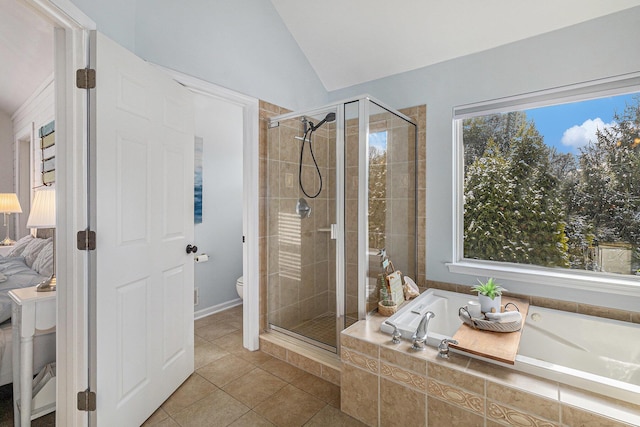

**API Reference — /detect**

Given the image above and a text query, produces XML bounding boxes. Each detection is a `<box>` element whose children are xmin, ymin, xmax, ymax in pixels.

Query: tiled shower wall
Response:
<box><xmin>264</xmin><ymin>110</ymin><xmax>336</xmax><ymax>332</ymax></box>
<box><xmin>258</xmin><ymin>101</ymin><xmax>427</xmax><ymax>331</ymax></box>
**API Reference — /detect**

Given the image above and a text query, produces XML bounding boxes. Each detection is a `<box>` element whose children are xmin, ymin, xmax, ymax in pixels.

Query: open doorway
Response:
<box><xmin>0</xmin><ymin>0</ymin><xmax>57</xmax><ymax>423</ymax></box>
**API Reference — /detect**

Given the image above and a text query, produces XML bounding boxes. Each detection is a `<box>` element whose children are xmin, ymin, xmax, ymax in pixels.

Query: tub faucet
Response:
<box><xmin>385</xmin><ymin>321</ymin><xmax>402</xmax><ymax>344</ymax></box>
<box><xmin>411</xmin><ymin>311</ymin><xmax>435</xmax><ymax>351</ymax></box>
<box><xmin>438</xmin><ymin>339</ymin><xmax>458</xmax><ymax>359</ymax></box>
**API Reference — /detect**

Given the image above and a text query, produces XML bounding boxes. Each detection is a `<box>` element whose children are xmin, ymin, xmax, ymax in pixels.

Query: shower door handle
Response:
<box><xmin>330</xmin><ymin>224</ymin><xmax>337</xmax><ymax>240</ymax></box>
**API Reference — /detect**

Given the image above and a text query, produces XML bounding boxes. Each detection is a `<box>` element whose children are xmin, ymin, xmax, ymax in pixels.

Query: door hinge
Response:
<box><xmin>77</xmin><ymin>229</ymin><xmax>97</xmax><ymax>250</ymax></box>
<box><xmin>76</xmin><ymin>68</ymin><xmax>96</xmax><ymax>89</ymax></box>
<box><xmin>77</xmin><ymin>389</ymin><xmax>96</xmax><ymax>411</ymax></box>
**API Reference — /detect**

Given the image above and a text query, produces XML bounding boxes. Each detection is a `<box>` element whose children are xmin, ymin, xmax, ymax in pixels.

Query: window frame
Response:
<box><xmin>448</xmin><ymin>72</ymin><xmax>640</xmax><ymax>298</ymax></box>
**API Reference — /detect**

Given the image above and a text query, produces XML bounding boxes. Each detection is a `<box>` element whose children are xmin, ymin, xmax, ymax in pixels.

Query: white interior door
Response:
<box><xmin>94</xmin><ymin>32</ymin><xmax>195</xmax><ymax>426</ymax></box>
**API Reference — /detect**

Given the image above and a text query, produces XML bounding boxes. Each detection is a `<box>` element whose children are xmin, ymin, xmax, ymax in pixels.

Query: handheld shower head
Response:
<box><xmin>310</xmin><ymin>112</ymin><xmax>336</xmax><ymax>131</ymax></box>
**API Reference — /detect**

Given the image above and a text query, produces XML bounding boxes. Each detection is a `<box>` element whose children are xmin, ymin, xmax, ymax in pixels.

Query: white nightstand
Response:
<box><xmin>0</xmin><ymin>244</ymin><xmax>14</xmax><ymax>257</ymax></box>
<box><xmin>9</xmin><ymin>286</ymin><xmax>56</xmax><ymax>426</ymax></box>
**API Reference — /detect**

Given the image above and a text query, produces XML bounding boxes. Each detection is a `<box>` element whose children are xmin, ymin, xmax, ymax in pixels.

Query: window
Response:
<box><xmin>451</xmin><ymin>74</ymin><xmax>640</xmax><ymax>293</ymax></box>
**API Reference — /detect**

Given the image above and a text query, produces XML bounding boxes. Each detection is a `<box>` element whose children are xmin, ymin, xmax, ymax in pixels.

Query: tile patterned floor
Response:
<box><xmin>0</xmin><ymin>305</ymin><xmax>363</xmax><ymax>427</ymax></box>
<box><xmin>143</xmin><ymin>305</ymin><xmax>365</xmax><ymax>427</ymax></box>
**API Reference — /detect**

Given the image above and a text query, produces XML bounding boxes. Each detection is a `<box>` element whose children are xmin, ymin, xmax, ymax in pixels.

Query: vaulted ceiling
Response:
<box><xmin>1</xmin><ymin>1</ymin><xmax>640</xmax><ymax>115</ymax></box>
<box><xmin>270</xmin><ymin>0</ymin><xmax>640</xmax><ymax>90</ymax></box>
<box><xmin>0</xmin><ymin>0</ymin><xmax>53</xmax><ymax>116</ymax></box>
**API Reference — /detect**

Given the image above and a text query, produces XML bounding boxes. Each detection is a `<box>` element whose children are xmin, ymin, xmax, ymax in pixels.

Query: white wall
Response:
<box><xmin>68</xmin><ymin>0</ymin><xmax>136</xmax><ymax>52</ymax></box>
<box><xmin>0</xmin><ymin>111</ymin><xmax>12</xmax><ymax>192</ymax></box>
<box><xmin>329</xmin><ymin>7</ymin><xmax>640</xmax><ymax>311</ymax></box>
<box><xmin>133</xmin><ymin>0</ymin><xmax>327</xmax><ymax>111</ymax></box>
<box><xmin>193</xmin><ymin>92</ymin><xmax>244</xmax><ymax>313</ymax></box>
<box><xmin>69</xmin><ymin>0</ymin><xmax>328</xmax><ymax>111</ymax></box>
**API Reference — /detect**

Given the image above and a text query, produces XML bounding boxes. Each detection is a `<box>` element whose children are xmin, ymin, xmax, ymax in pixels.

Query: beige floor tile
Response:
<box><xmin>161</xmin><ymin>374</ymin><xmax>218</xmax><ymax>416</ymax></box>
<box><xmin>233</xmin><ymin>348</ymin><xmax>276</xmax><ymax>367</ymax></box>
<box><xmin>141</xmin><ymin>407</ymin><xmax>170</xmax><ymax>426</ymax></box>
<box><xmin>148</xmin><ymin>418</ymin><xmax>180</xmax><ymax>427</ymax></box>
<box><xmin>194</xmin><ymin>339</ymin><xmax>230</xmax><ymax>370</ymax></box>
<box><xmin>213</xmin><ymin>330</ymin><xmax>245</xmax><ymax>352</ymax></box>
<box><xmin>291</xmin><ymin>373</ymin><xmax>340</xmax><ymax>407</ymax></box>
<box><xmin>171</xmin><ymin>388</ymin><xmax>249</xmax><ymax>427</ymax></box>
<box><xmin>254</xmin><ymin>384</ymin><xmax>325</xmax><ymax>427</ymax></box>
<box><xmin>303</xmin><ymin>405</ymin><xmax>367</xmax><ymax>427</ymax></box>
<box><xmin>196</xmin><ymin>321</ymin><xmax>239</xmax><ymax>341</ymax></box>
<box><xmin>260</xmin><ymin>357</ymin><xmax>307</xmax><ymax>382</ymax></box>
<box><xmin>229</xmin><ymin>410</ymin><xmax>276</xmax><ymax>426</ymax></box>
<box><xmin>197</xmin><ymin>354</ymin><xmax>255</xmax><ymax>387</ymax></box>
<box><xmin>223</xmin><ymin>367</ymin><xmax>288</xmax><ymax>408</ymax></box>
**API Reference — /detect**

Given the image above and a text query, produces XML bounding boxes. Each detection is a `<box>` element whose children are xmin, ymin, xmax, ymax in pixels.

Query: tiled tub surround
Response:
<box><xmin>340</xmin><ymin>314</ymin><xmax>640</xmax><ymax>427</ymax></box>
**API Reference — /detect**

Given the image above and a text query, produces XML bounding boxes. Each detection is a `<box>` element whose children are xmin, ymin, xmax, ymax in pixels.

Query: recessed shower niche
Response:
<box><xmin>266</xmin><ymin>96</ymin><xmax>417</xmax><ymax>352</ymax></box>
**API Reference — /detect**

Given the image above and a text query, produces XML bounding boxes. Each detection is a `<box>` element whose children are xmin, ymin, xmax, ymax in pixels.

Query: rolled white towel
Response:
<box><xmin>484</xmin><ymin>310</ymin><xmax>522</xmax><ymax>323</ymax></box>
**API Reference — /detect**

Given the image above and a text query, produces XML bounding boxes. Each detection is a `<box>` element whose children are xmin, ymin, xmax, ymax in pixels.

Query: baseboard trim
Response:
<box><xmin>194</xmin><ymin>299</ymin><xmax>242</xmax><ymax>320</ymax></box>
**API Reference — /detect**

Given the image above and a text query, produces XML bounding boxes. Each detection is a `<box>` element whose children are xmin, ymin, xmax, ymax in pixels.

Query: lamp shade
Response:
<box><xmin>27</xmin><ymin>189</ymin><xmax>56</xmax><ymax>228</ymax></box>
<box><xmin>0</xmin><ymin>193</ymin><xmax>22</xmax><ymax>214</ymax></box>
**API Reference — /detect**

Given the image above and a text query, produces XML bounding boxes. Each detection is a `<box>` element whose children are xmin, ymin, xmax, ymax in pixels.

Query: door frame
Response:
<box><xmin>154</xmin><ymin>66</ymin><xmax>260</xmax><ymax>350</ymax></box>
<box><xmin>23</xmin><ymin>0</ymin><xmax>95</xmax><ymax>425</ymax></box>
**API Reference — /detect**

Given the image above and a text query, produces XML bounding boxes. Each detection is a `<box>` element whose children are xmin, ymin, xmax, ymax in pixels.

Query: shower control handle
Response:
<box><xmin>330</xmin><ymin>224</ymin><xmax>337</xmax><ymax>240</ymax></box>
<box><xmin>186</xmin><ymin>244</ymin><xmax>198</xmax><ymax>254</ymax></box>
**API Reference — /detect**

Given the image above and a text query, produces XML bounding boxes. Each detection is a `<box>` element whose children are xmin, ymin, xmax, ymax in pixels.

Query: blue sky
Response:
<box><xmin>525</xmin><ymin>93</ymin><xmax>637</xmax><ymax>154</ymax></box>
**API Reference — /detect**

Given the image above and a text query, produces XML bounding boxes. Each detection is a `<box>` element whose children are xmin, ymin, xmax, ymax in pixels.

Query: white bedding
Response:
<box><xmin>0</xmin><ymin>235</ymin><xmax>57</xmax><ymax>387</ymax></box>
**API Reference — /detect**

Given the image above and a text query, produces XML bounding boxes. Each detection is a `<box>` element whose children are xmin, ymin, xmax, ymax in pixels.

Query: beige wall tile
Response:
<box><xmin>341</xmin><ymin>363</ymin><xmax>379</xmax><ymax>427</ymax></box>
<box><xmin>321</xmin><ymin>363</ymin><xmax>342</xmax><ymax>386</ymax></box>
<box><xmin>427</xmin><ymin>396</ymin><xmax>484</xmax><ymax>427</ymax></box>
<box><xmin>487</xmin><ymin>382</ymin><xmax>559</xmax><ymax>421</ymax></box>
<box><xmin>577</xmin><ymin>304</ymin><xmax>632</xmax><ymax>322</ymax></box>
<box><xmin>428</xmin><ymin>362</ymin><xmax>484</xmax><ymax>395</ymax></box>
<box><xmin>380</xmin><ymin>361</ymin><xmax>427</xmax><ymax>392</ymax></box>
<box><xmin>287</xmin><ymin>351</ymin><xmax>323</xmax><ymax>377</ymax></box>
<box><xmin>467</xmin><ymin>360</ymin><xmax>558</xmax><ymax>401</ymax></box>
<box><xmin>380</xmin><ymin>346</ymin><xmax>427</xmax><ymax>374</ymax></box>
<box><xmin>381</xmin><ymin>377</ymin><xmax>426</xmax><ymax>427</ymax></box>
<box><xmin>259</xmin><ymin>338</ymin><xmax>287</xmax><ymax>360</ymax></box>
<box><xmin>561</xmin><ymin>405</ymin><xmax>631</xmax><ymax>427</ymax></box>
<box><xmin>341</xmin><ymin>347</ymin><xmax>379</xmax><ymax>374</ymax></box>
<box><xmin>427</xmin><ymin>378</ymin><xmax>484</xmax><ymax>416</ymax></box>
<box><xmin>341</xmin><ymin>334</ymin><xmax>380</xmax><ymax>358</ymax></box>
<box><xmin>487</xmin><ymin>401</ymin><xmax>558</xmax><ymax>427</ymax></box>
<box><xmin>530</xmin><ymin>296</ymin><xmax>578</xmax><ymax>312</ymax></box>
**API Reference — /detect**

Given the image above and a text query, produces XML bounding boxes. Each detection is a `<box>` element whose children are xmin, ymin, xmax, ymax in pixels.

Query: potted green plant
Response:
<box><xmin>471</xmin><ymin>278</ymin><xmax>506</xmax><ymax>313</ymax></box>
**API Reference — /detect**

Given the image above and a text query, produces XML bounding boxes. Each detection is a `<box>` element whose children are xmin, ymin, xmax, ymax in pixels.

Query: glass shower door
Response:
<box><xmin>266</xmin><ymin>109</ymin><xmax>339</xmax><ymax>351</ymax></box>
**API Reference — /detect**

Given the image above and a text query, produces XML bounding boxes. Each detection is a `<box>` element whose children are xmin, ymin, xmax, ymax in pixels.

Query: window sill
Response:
<box><xmin>446</xmin><ymin>260</ymin><xmax>640</xmax><ymax>298</ymax></box>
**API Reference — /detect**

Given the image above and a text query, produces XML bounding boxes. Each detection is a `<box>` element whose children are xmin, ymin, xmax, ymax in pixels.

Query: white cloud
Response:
<box><xmin>561</xmin><ymin>118</ymin><xmax>616</xmax><ymax>148</ymax></box>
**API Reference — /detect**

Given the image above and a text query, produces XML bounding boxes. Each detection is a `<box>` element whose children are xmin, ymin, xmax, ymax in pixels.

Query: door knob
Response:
<box><xmin>186</xmin><ymin>244</ymin><xmax>198</xmax><ymax>254</ymax></box>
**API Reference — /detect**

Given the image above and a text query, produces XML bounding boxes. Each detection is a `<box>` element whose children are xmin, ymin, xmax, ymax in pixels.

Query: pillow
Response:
<box><xmin>7</xmin><ymin>234</ymin><xmax>34</xmax><ymax>257</ymax></box>
<box><xmin>32</xmin><ymin>241</ymin><xmax>54</xmax><ymax>277</ymax></box>
<box><xmin>21</xmin><ymin>237</ymin><xmax>52</xmax><ymax>268</ymax></box>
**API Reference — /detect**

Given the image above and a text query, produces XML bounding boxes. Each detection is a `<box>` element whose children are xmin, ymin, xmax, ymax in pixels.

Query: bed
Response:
<box><xmin>0</xmin><ymin>235</ymin><xmax>56</xmax><ymax>386</ymax></box>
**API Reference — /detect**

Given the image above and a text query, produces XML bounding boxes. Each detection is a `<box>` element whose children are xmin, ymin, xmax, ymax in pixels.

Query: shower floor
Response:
<box><xmin>289</xmin><ymin>312</ymin><xmax>360</xmax><ymax>349</ymax></box>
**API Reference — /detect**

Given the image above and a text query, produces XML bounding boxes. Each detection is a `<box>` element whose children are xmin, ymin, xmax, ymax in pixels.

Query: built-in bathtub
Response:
<box><xmin>380</xmin><ymin>288</ymin><xmax>640</xmax><ymax>406</ymax></box>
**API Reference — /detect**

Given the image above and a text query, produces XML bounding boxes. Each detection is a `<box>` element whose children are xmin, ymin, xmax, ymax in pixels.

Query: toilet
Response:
<box><xmin>235</xmin><ymin>276</ymin><xmax>244</xmax><ymax>300</ymax></box>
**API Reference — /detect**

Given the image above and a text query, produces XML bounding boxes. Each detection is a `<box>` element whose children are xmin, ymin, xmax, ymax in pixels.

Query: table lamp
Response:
<box><xmin>26</xmin><ymin>189</ymin><xmax>56</xmax><ymax>292</ymax></box>
<box><xmin>0</xmin><ymin>193</ymin><xmax>22</xmax><ymax>246</ymax></box>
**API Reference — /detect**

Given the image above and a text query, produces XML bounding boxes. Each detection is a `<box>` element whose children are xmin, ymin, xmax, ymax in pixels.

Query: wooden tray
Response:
<box><xmin>449</xmin><ymin>296</ymin><xmax>529</xmax><ymax>365</ymax></box>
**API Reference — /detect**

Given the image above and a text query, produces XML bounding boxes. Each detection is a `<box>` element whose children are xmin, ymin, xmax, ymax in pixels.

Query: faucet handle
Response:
<box><xmin>385</xmin><ymin>321</ymin><xmax>402</xmax><ymax>344</ymax></box>
<box><xmin>438</xmin><ymin>339</ymin><xmax>458</xmax><ymax>359</ymax></box>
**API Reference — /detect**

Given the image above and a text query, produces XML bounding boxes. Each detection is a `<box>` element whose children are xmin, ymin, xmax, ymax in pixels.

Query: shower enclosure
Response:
<box><xmin>266</xmin><ymin>96</ymin><xmax>417</xmax><ymax>352</ymax></box>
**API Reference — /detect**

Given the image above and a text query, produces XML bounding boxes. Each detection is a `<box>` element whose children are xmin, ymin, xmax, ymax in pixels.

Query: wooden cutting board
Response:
<box><xmin>449</xmin><ymin>296</ymin><xmax>529</xmax><ymax>365</ymax></box>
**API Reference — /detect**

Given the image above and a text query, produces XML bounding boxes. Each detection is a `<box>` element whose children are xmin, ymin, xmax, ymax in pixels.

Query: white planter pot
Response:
<box><xmin>478</xmin><ymin>294</ymin><xmax>501</xmax><ymax>313</ymax></box>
